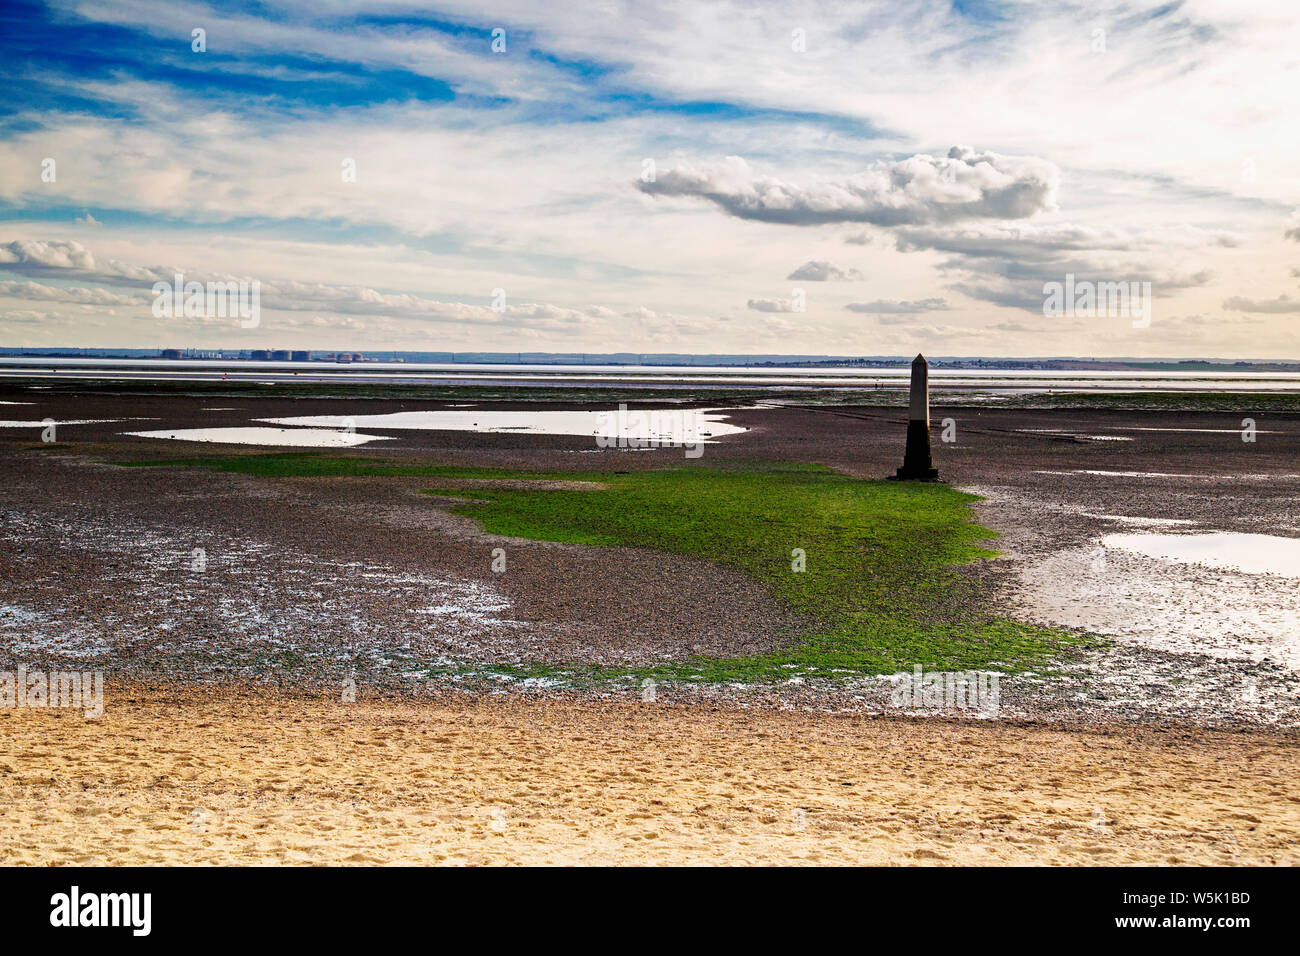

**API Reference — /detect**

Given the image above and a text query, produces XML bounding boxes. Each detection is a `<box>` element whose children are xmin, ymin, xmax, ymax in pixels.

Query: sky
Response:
<box><xmin>0</xmin><ymin>0</ymin><xmax>1297</xmax><ymax>358</ymax></box>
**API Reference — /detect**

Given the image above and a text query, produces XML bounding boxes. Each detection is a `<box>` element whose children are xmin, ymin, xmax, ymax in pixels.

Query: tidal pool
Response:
<box><xmin>0</xmin><ymin>419</ymin><xmax>121</xmax><ymax>427</ymax></box>
<box><xmin>1017</xmin><ymin>429</ymin><xmax>1133</xmax><ymax>441</ymax></box>
<box><xmin>1102</xmin><ymin>532</ymin><xmax>1300</xmax><ymax>577</ymax></box>
<box><xmin>259</xmin><ymin>407</ymin><xmax>750</xmax><ymax>444</ymax></box>
<box><xmin>1081</xmin><ymin>513</ymin><xmax>1194</xmax><ymax>526</ymax></box>
<box><xmin>1116</xmin><ymin>427</ymin><xmax>1281</xmax><ymax>434</ymax></box>
<box><xmin>973</xmin><ymin>485</ymin><xmax>1300</xmax><ymax>683</ymax></box>
<box><xmin>1036</xmin><ymin>469</ymin><xmax>1204</xmax><ymax>478</ymax></box>
<box><xmin>124</xmin><ymin>426</ymin><xmax>394</xmax><ymax>448</ymax></box>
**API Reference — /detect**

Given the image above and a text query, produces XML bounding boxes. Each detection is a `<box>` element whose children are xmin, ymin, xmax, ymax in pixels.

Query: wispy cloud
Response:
<box><xmin>1222</xmin><ymin>294</ymin><xmax>1300</xmax><ymax>313</ymax></box>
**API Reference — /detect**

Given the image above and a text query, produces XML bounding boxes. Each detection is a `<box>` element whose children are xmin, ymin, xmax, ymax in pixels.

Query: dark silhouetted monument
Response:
<box><xmin>891</xmin><ymin>353</ymin><xmax>939</xmax><ymax>481</ymax></box>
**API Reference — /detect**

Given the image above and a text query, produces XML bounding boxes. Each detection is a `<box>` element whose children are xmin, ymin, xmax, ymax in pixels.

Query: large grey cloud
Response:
<box><xmin>892</xmin><ymin>223</ymin><xmax>1225</xmax><ymax>312</ymax></box>
<box><xmin>638</xmin><ymin>147</ymin><xmax>1058</xmax><ymax>226</ymax></box>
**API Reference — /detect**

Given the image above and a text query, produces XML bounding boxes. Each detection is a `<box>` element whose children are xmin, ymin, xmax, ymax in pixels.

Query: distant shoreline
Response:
<box><xmin>3</xmin><ymin>349</ymin><xmax>1300</xmax><ymax>373</ymax></box>
<box><xmin>5</xmin><ymin>357</ymin><xmax>1300</xmax><ymax>397</ymax></box>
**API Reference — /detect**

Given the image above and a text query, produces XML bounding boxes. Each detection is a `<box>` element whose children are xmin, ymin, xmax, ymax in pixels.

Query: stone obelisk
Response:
<box><xmin>893</xmin><ymin>353</ymin><xmax>939</xmax><ymax>481</ymax></box>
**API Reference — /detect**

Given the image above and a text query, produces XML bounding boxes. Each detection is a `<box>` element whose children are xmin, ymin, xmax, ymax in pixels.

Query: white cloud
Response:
<box><xmin>0</xmin><ymin>239</ymin><xmax>97</xmax><ymax>271</ymax></box>
<box><xmin>846</xmin><ymin>298</ymin><xmax>948</xmax><ymax>315</ymax></box>
<box><xmin>787</xmin><ymin>260</ymin><xmax>862</xmax><ymax>281</ymax></box>
<box><xmin>746</xmin><ymin>298</ymin><xmax>798</xmax><ymax>313</ymax></box>
<box><xmin>0</xmin><ymin>280</ymin><xmax>144</xmax><ymax>306</ymax></box>
<box><xmin>639</xmin><ymin>147</ymin><xmax>1058</xmax><ymax>226</ymax></box>
<box><xmin>0</xmin><ymin>238</ymin><xmax>174</xmax><ymax>283</ymax></box>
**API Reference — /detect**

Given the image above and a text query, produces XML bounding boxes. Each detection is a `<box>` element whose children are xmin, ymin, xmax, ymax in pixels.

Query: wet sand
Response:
<box><xmin>2</xmin><ymin>686</ymin><xmax>1296</xmax><ymax>866</ymax></box>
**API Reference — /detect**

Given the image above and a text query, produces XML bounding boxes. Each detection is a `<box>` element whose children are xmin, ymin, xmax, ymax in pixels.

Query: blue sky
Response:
<box><xmin>1</xmin><ymin>0</ymin><xmax>1297</xmax><ymax>356</ymax></box>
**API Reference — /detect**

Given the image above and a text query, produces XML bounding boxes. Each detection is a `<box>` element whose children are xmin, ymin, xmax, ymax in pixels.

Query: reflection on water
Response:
<box><xmin>1103</xmin><ymin>532</ymin><xmax>1300</xmax><ymax>577</ymax></box>
<box><xmin>125</xmin><ymin>426</ymin><xmax>393</xmax><ymax>447</ymax></box>
<box><xmin>259</xmin><ymin>408</ymin><xmax>749</xmax><ymax>443</ymax></box>
<box><xmin>0</xmin><ymin>419</ymin><xmax>120</xmax><ymax>427</ymax></box>
<box><xmin>1081</xmin><ymin>514</ymin><xmax>1194</xmax><ymax>526</ymax></box>
<box><xmin>1036</xmin><ymin>469</ymin><xmax>1203</xmax><ymax>478</ymax></box>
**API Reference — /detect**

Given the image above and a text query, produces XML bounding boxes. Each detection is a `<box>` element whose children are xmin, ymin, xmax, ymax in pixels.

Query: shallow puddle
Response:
<box><xmin>259</xmin><ymin>408</ymin><xmax>749</xmax><ymax>444</ymax></box>
<box><xmin>1116</xmin><ymin>427</ymin><xmax>1281</xmax><ymax>434</ymax></box>
<box><xmin>1081</xmin><ymin>513</ymin><xmax>1195</xmax><ymax>526</ymax></box>
<box><xmin>1036</xmin><ymin>469</ymin><xmax>1204</xmax><ymax>478</ymax></box>
<box><xmin>0</xmin><ymin>419</ymin><xmax>121</xmax><ymax>427</ymax></box>
<box><xmin>124</xmin><ymin>426</ymin><xmax>394</xmax><ymax>447</ymax></box>
<box><xmin>1102</xmin><ymin>531</ymin><xmax>1300</xmax><ymax>577</ymax></box>
<box><xmin>973</xmin><ymin>486</ymin><xmax>1300</xmax><ymax>676</ymax></box>
<box><xmin>1016</xmin><ymin>429</ymin><xmax>1132</xmax><ymax>441</ymax></box>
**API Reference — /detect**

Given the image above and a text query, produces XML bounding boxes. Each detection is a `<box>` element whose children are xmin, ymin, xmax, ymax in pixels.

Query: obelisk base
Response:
<box><xmin>890</xmin><ymin>420</ymin><xmax>940</xmax><ymax>482</ymax></box>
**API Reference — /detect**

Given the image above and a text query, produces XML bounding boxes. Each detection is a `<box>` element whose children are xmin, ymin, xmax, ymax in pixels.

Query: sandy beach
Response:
<box><xmin>3</xmin><ymin>386</ymin><xmax>1299</xmax><ymax>865</ymax></box>
<box><xmin>3</xmin><ymin>685</ymin><xmax>1297</xmax><ymax>866</ymax></box>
